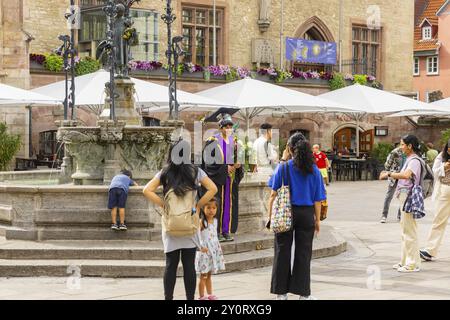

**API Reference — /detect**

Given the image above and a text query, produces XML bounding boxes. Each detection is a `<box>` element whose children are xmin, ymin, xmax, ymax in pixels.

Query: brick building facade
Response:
<box><xmin>1</xmin><ymin>0</ymin><xmax>447</xmax><ymax>169</ymax></box>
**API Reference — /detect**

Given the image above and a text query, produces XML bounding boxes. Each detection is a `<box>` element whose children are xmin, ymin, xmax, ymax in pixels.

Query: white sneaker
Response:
<box><xmin>276</xmin><ymin>294</ymin><xmax>288</xmax><ymax>300</ymax></box>
<box><xmin>299</xmin><ymin>295</ymin><xmax>318</xmax><ymax>300</ymax></box>
<box><xmin>380</xmin><ymin>216</ymin><xmax>387</xmax><ymax>223</ymax></box>
<box><xmin>397</xmin><ymin>265</ymin><xmax>420</xmax><ymax>273</ymax></box>
<box><xmin>392</xmin><ymin>263</ymin><xmax>403</xmax><ymax>270</ymax></box>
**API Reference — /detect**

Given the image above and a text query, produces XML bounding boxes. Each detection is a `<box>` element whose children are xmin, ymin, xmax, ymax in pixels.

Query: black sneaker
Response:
<box><xmin>119</xmin><ymin>224</ymin><xmax>127</xmax><ymax>231</ymax></box>
<box><xmin>223</xmin><ymin>233</ymin><xmax>234</xmax><ymax>242</ymax></box>
<box><xmin>420</xmin><ymin>249</ymin><xmax>433</xmax><ymax>261</ymax></box>
<box><xmin>111</xmin><ymin>224</ymin><xmax>119</xmax><ymax>231</ymax></box>
<box><xmin>218</xmin><ymin>234</ymin><xmax>226</xmax><ymax>242</ymax></box>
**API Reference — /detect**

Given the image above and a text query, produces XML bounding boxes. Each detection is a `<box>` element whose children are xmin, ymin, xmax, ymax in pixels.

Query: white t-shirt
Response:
<box><xmin>252</xmin><ymin>136</ymin><xmax>278</xmax><ymax>167</ymax></box>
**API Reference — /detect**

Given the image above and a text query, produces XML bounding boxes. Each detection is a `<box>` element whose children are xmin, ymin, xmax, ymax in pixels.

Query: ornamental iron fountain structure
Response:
<box><xmin>56</xmin><ymin>0</ymin><xmax>178</xmax><ymax>186</ymax></box>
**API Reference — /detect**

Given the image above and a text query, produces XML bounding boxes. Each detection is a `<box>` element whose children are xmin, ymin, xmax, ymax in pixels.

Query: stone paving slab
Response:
<box><xmin>0</xmin><ymin>181</ymin><xmax>449</xmax><ymax>299</ymax></box>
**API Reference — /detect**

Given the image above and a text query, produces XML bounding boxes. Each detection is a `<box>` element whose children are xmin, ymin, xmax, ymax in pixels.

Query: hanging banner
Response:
<box><xmin>285</xmin><ymin>37</ymin><xmax>337</xmax><ymax>64</ymax></box>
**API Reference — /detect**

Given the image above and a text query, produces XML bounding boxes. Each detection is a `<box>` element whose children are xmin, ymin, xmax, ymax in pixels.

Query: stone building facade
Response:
<box><xmin>2</xmin><ymin>0</ymin><xmax>447</xmax><ymax>169</ymax></box>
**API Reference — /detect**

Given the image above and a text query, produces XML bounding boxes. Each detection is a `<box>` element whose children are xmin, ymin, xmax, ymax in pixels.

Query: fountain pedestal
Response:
<box><xmin>105</xmin><ymin>78</ymin><xmax>141</xmax><ymax>125</ymax></box>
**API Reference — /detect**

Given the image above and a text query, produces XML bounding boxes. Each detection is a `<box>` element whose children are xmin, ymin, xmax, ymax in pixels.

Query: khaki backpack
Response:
<box><xmin>162</xmin><ymin>188</ymin><xmax>199</xmax><ymax>237</ymax></box>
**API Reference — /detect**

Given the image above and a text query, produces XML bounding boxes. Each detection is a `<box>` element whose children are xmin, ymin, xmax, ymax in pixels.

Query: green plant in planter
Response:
<box><xmin>203</xmin><ymin>69</ymin><xmax>211</xmax><ymax>81</ymax></box>
<box><xmin>329</xmin><ymin>72</ymin><xmax>346</xmax><ymax>91</ymax></box>
<box><xmin>225</xmin><ymin>68</ymin><xmax>238</xmax><ymax>82</ymax></box>
<box><xmin>371</xmin><ymin>80</ymin><xmax>383</xmax><ymax>89</ymax></box>
<box><xmin>353</xmin><ymin>74</ymin><xmax>367</xmax><ymax>86</ymax></box>
<box><xmin>440</xmin><ymin>129</ymin><xmax>450</xmax><ymax>147</ymax></box>
<box><xmin>274</xmin><ymin>69</ymin><xmax>292</xmax><ymax>83</ymax></box>
<box><xmin>75</xmin><ymin>57</ymin><xmax>100</xmax><ymax>76</ymax></box>
<box><xmin>44</xmin><ymin>54</ymin><xmax>63</xmax><ymax>72</ymax></box>
<box><xmin>176</xmin><ymin>63</ymin><xmax>184</xmax><ymax>76</ymax></box>
<box><xmin>0</xmin><ymin>122</ymin><xmax>22</xmax><ymax>171</ymax></box>
<box><xmin>371</xmin><ymin>142</ymin><xmax>394</xmax><ymax>165</ymax></box>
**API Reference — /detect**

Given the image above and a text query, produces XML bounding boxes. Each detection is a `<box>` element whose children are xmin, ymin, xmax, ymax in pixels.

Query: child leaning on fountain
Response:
<box><xmin>108</xmin><ymin>169</ymin><xmax>138</xmax><ymax>231</ymax></box>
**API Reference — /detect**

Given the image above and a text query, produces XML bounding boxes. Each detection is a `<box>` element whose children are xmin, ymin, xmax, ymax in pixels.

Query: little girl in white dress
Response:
<box><xmin>196</xmin><ymin>197</ymin><xmax>226</xmax><ymax>300</ymax></box>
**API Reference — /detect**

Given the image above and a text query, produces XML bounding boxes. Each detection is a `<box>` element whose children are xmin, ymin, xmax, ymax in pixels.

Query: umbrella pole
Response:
<box><xmin>356</xmin><ymin>114</ymin><xmax>360</xmax><ymax>157</ymax></box>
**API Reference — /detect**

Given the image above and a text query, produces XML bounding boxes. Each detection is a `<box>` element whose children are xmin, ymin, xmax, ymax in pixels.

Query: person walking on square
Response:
<box><xmin>252</xmin><ymin>123</ymin><xmax>278</xmax><ymax>178</ymax></box>
<box><xmin>108</xmin><ymin>169</ymin><xmax>138</xmax><ymax>231</ymax></box>
<box><xmin>420</xmin><ymin>139</ymin><xmax>450</xmax><ymax>262</ymax></box>
<box><xmin>143</xmin><ymin>139</ymin><xmax>218</xmax><ymax>300</ymax></box>
<box><xmin>380</xmin><ymin>144</ymin><xmax>405</xmax><ymax>223</ymax></box>
<box><xmin>312</xmin><ymin>144</ymin><xmax>330</xmax><ymax>186</ymax></box>
<box><xmin>380</xmin><ymin>135</ymin><xmax>426</xmax><ymax>273</ymax></box>
<box><xmin>202</xmin><ymin>111</ymin><xmax>244</xmax><ymax>242</ymax></box>
<box><xmin>267</xmin><ymin>132</ymin><xmax>326</xmax><ymax>300</ymax></box>
<box><xmin>426</xmin><ymin>142</ymin><xmax>439</xmax><ymax>166</ymax></box>
<box><xmin>196</xmin><ymin>197</ymin><xmax>225</xmax><ymax>300</ymax></box>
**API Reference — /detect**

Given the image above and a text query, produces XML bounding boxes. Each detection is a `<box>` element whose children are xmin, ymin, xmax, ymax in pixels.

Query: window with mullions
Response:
<box><xmin>351</xmin><ymin>25</ymin><xmax>381</xmax><ymax>77</ymax></box>
<box><xmin>39</xmin><ymin>131</ymin><xmax>59</xmax><ymax>158</ymax></box>
<box><xmin>79</xmin><ymin>9</ymin><xmax>159</xmax><ymax>61</ymax></box>
<box><xmin>182</xmin><ymin>6</ymin><xmax>223</xmax><ymax>66</ymax></box>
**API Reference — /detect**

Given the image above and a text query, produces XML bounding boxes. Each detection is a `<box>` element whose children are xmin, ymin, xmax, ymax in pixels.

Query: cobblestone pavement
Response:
<box><xmin>1</xmin><ymin>181</ymin><xmax>449</xmax><ymax>300</ymax></box>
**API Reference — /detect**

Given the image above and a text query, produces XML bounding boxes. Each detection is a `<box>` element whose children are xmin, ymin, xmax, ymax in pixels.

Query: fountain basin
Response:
<box><xmin>0</xmin><ymin>180</ymin><xmax>268</xmax><ymax>241</ymax></box>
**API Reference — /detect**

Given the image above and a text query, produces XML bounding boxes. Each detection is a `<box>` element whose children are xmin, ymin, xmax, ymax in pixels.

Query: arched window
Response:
<box><xmin>292</xmin><ymin>17</ymin><xmax>335</xmax><ymax>73</ymax></box>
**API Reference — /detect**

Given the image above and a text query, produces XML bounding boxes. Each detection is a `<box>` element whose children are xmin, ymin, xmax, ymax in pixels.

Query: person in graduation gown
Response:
<box><xmin>202</xmin><ymin>113</ymin><xmax>244</xmax><ymax>242</ymax></box>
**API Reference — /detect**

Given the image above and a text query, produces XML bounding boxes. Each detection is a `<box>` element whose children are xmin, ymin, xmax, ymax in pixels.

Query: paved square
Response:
<box><xmin>1</xmin><ymin>181</ymin><xmax>450</xmax><ymax>300</ymax></box>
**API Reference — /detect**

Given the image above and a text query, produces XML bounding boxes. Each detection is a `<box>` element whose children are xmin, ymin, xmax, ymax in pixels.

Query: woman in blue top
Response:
<box><xmin>267</xmin><ymin>132</ymin><xmax>326</xmax><ymax>300</ymax></box>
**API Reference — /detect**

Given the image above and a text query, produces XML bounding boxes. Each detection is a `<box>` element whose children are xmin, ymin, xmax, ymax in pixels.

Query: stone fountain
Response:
<box><xmin>0</xmin><ymin>0</ymin><xmax>267</xmax><ymax>242</ymax></box>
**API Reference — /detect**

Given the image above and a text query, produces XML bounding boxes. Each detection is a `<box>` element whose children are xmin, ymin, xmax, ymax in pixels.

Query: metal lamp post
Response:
<box><xmin>162</xmin><ymin>0</ymin><xmax>184</xmax><ymax>120</ymax></box>
<box><xmin>103</xmin><ymin>0</ymin><xmax>119</xmax><ymax>121</ymax></box>
<box><xmin>59</xmin><ymin>0</ymin><xmax>77</xmax><ymax>121</ymax></box>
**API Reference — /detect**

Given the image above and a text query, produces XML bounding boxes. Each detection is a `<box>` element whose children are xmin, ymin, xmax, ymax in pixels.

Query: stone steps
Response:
<box><xmin>0</xmin><ymin>228</ymin><xmax>347</xmax><ymax>278</ymax></box>
<box><xmin>0</xmin><ymin>249</ymin><xmax>275</xmax><ymax>278</ymax></box>
<box><xmin>0</xmin><ymin>233</ymin><xmax>274</xmax><ymax>260</ymax></box>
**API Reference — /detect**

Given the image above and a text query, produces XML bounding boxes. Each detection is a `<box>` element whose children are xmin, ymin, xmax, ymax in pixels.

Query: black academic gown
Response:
<box><xmin>201</xmin><ymin>134</ymin><xmax>244</xmax><ymax>235</ymax></box>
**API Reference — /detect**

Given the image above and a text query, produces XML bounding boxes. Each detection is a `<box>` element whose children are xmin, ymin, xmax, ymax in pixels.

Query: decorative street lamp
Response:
<box><xmin>103</xmin><ymin>0</ymin><xmax>119</xmax><ymax>121</ymax></box>
<box><xmin>162</xmin><ymin>0</ymin><xmax>184</xmax><ymax>120</ymax></box>
<box><xmin>57</xmin><ymin>0</ymin><xmax>77</xmax><ymax>121</ymax></box>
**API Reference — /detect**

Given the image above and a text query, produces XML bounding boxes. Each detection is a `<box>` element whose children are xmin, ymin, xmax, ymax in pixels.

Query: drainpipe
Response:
<box><xmin>27</xmin><ymin>105</ymin><xmax>32</xmax><ymax>158</ymax></box>
<box><xmin>339</xmin><ymin>0</ymin><xmax>343</xmax><ymax>73</ymax></box>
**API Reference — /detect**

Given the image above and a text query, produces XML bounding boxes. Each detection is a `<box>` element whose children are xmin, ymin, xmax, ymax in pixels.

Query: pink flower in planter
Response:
<box><xmin>309</xmin><ymin>71</ymin><xmax>320</xmax><ymax>79</ymax></box>
<box><xmin>236</xmin><ymin>66</ymin><xmax>250</xmax><ymax>78</ymax></box>
<box><xmin>344</xmin><ymin>73</ymin><xmax>354</xmax><ymax>81</ymax></box>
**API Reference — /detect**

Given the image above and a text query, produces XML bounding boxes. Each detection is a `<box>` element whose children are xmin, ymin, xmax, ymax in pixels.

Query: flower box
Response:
<box><xmin>182</xmin><ymin>72</ymin><xmax>205</xmax><ymax>79</ymax></box>
<box><xmin>284</xmin><ymin>78</ymin><xmax>330</xmax><ymax>86</ymax></box>
<box><xmin>130</xmin><ymin>68</ymin><xmax>168</xmax><ymax>78</ymax></box>
<box><xmin>30</xmin><ymin>61</ymin><xmax>46</xmax><ymax>71</ymax></box>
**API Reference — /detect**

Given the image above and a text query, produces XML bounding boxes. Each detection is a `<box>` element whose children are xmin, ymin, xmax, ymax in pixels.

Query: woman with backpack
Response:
<box><xmin>380</xmin><ymin>134</ymin><xmax>425</xmax><ymax>273</ymax></box>
<box><xmin>420</xmin><ymin>138</ymin><xmax>450</xmax><ymax>262</ymax></box>
<box><xmin>267</xmin><ymin>132</ymin><xmax>326</xmax><ymax>300</ymax></box>
<box><xmin>143</xmin><ymin>139</ymin><xmax>218</xmax><ymax>300</ymax></box>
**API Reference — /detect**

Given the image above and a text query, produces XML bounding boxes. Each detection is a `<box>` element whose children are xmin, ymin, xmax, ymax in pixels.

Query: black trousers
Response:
<box><xmin>271</xmin><ymin>205</ymin><xmax>315</xmax><ymax>296</ymax></box>
<box><xmin>164</xmin><ymin>248</ymin><xmax>197</xmax><ymax>300</ymax></box>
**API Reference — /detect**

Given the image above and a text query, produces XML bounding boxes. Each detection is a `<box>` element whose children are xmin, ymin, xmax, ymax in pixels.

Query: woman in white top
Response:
<box><xmin>420</xmin><ymin>139</ymin><xmax>450</xmax><ymax>261</ymax></box>
<box><xmin>143</xmin><ymin>139</ymin><xmax>217</xmax><ymax>300</ymax></box>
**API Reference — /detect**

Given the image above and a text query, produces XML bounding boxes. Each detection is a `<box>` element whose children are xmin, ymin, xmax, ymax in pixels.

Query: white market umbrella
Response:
<box><xmin>431</xmin><ymin>97</ymin><xmax>450</xmax><ymax>108</ymax></box>
<box><xmin>196</xmin><ymin>78</ymin><xmax>354</xmax><ymax>133</ymax></box>
<box><xmin>32</xmin><ymin>70</ymin><xmax>228</xmax><ymax>116</ymax></box>
<box><xmin>319</xmin><ymin>83</ymin><xmax>441</xmax><ymax>155</ymax></box>
<box><xmin>0</xmin><ymin>83</ymin><xmax>62</xmax><ymax>106</ymax></box>
<box><xmin>386</xmin><ymin>109</ymin><xmax>450</xmax><ymax>118</ymax></box>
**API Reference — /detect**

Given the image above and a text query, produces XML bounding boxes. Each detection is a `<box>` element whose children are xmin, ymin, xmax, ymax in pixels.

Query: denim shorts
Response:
<box><xmin>108</xmin><ymin>188</ymin><xmax>128</xmax><ymax>209</ymax></box>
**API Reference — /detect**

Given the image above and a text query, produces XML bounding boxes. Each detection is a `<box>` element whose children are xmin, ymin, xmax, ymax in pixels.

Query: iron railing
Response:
<box><xmin>333</xmin><ymin>59</ymin><xmax>378</xmax><ymax>77</ymax></box>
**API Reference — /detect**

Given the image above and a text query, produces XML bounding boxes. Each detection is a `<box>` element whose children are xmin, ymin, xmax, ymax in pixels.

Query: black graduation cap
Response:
<box><xmin>203</xmin><ymin>107</ymin><xmax>239</xmax><ymax>127</ymax></box>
